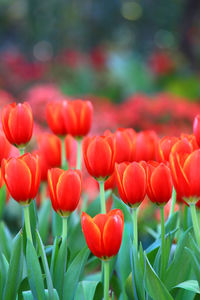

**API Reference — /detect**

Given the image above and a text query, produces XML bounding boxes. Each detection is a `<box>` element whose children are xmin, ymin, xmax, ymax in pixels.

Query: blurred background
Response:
<box><xmin>0</xmin><ymin>0</ymin><xmax>200</xmax><ymax>135</ymax></box>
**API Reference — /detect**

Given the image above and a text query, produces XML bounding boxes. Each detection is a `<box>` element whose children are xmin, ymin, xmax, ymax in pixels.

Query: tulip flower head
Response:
<box><xmin>46</xmin><ymin>101</ymin><xmax>67</xmax><ymax>136</ymax></box>
<box><xmin>2</xmin><ymin>102</ymin><xmax>33</xmax><ymax>147</ymax></box>
<box><xmin>113</xmin><ymin>128</ymin><xmax>136</xmax><ymax>163</ymax></box>
<box><xmin>83</xmin><ymin>135</ymin><xmax>115</xmax><ymax>181</ymax></box>
<box><xmin>156</xmin><ymin>136</ymin><xmax>179</xmax><ymax>163</ymax></box>
<box><xmin>0</xmin><ymin>130</ymin><xmax>11</xmax><ymax>164</ymax></box>
<box><xmin>115</xmin><ymin>162</ymin><xmax>146</xmax><ymax>208</ymax></box>
<box><xmin>193</xmin><ymin>114</ymin><xmax>200</xmax><ymax>147</ymax></box>
<box><xmin>81</xmin><ymin>209</ymin><xmax>124</xmax><ymax>260</ymax></box>
<box><xmin>2</xmin><ymin>153</ymin><xmax>41</xmax><ymax>205</ymax></box>
<box><xmin>63</xmin><ymin>99</ymin><xmax>93</xmax><ymax>138</ymax></box>
<box><xmin>48</xmin><ymin>168</ymin><xmax>81</xmax><ymax>217</ymax></box>
<box><xmin>135</xmin><ymin>130</ymin><xmax>158</xmax><ymax>162</ymax></box>
<box><xmin>146</xmin><ymin>161</ymin><xmax>173</xmax><ymax>206</ymax></box>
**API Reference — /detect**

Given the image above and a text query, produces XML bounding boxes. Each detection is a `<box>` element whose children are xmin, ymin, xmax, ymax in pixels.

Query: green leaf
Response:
<box><xmin>3</xmin><ymin>231</ymin><xmax>23</xmax><ymax>300</ymax></box>
<box><xmin>63</xmin><ymin>247</ymin><xmax>90</xmax><ymax>300</ymax></box>
<box><xmin>38</xmin><ymin>200</ymin><xmax>51</xmax><ymax>243</ymax></box>
<box><xmin>68</xmin><ymin>219</ymin><xmax>86</xmax><ymax>259</ymax></box>
<box><xmin>164</xmin><ymin>229</ymin><xmax>192</xmax><ymax>291</ymax></box>
<box><xmin>0</xmin><ymin>254</ymin><xmax>8</xmax><ymax>299</ymax></box>
<box><xmin>36</xmin><ymin>230</ymin><xmax>54</xmax><ymax>300</ymax></box>
<box><xmin>112</xmin><ymin>194</ymin><xmax>132</xmax><ymax>224</ymax></box>
<box><xmin>74</xmin><ymin>281</ymin><xmax>100</xmax><ymax>300</ymax></box>
<box><xmin>0</xmin><ymin>221</ymin><xmax>12</xmax><ymax>261</ymax></box>
<box><xmin>125</xmin><ymin>273</ymin><xmax>136</xmax><ymax>300</ymax></box>
<box><xmin>52</xmin><ymin>210</ymin><xmax>62</xmax><ymax>238</ymax></box>
<box><xmin>86</xmin><ymin>190</ymin><xmax>111</xmax><ymax>217</ymax></box>
<box><xmin>53</xmin><ymin>236</ymin><xmax>67</xmax><ymax>299</ymax></box>
<box><xmin>22</xmin><ymin>289</ymin><xmax>59</xmax><ymax>300</ymax></box>
<box><xmin>173</xmin><ymin>280</ymin><xmax>200</xmax><ymax>294</ymax></box>
<box><xmin>185</xmin><ymin>247</ymin><xmax>200</xmax><ymax>283</ymax></box>
<box><xmin>26</xmin><ymin>239</ymin><xmax>45</xmax><ymax>300</ymax></box>
<box><xmin>144</xmin><ymin>255</ymin><xmax>174</xmax><ymax>300</ymax></box>
<box><xmin>50</xmin><ymin>237</ymin><xmax>59</xmax><ymax>278</ymax></box>
<box><xmin>28</xmin><ymin>200</ymin><xmax>38</xmax><ymax>244</ymax></box>
<box><xmin>165</xmin><ymin>212</ymin><xmax>178</xmax><ymax>234</ymax></box>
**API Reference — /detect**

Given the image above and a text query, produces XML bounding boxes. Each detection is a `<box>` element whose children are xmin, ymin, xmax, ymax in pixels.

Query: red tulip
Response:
<box><xmin>193</xmin><ymin>114</ymin><xmax>200</xmax><ymax>147</ymax></box>
<box><xmin>170</xmin><ymin>149</ymin><xmax>200</xmax><ymax>203</ymax></box>
<box><xmin>156</xmin><ymin>136</ymin><xmax>179</xmax><ymax>163</ymax></box>
<box><xmin>2</xmin><ymin>102</ymin><xmax>33</xmax><ymax>147</ymax></box>
<box><xmin>65</xmin><ymin>134</ymin><xmax>77</xmax><ymax>168</ymax></box>
<box><xmin>115</xmin><ymin>162</ymin><xmax>146</xmax><ymax>207</ymax></box>
<box><xmin>48</xmin><ymin>168</ymin><xmax>81</xmax><ymax>216</ymax></box>
<box><xmin>1</xmin><ymin>153</ymin><xmax>41</xmax><ymax>205</ymax></box>
<box><xmin>37</xmin><ymin>133</ymin><xmax>61</xmax><ymax>168</ymax></box>
<box><xmin>114</xmin><ymin>128</ymin><xmax>136</xmax><ymax>163</ymax></box>
<box><xmin>83</xmin><ymin>135</ymin><xmax>115</xmax><ymax>180</ymax></box>
<box><xmin>146</xmin><ymin>162</ymin><xmax>173</xmax><ymax>205</ymax></box>
<box><xmin>135</xmin><ymin>130</ymin><xmax>158</xmax><ymax>161</ymax></box>
<box><xmin>180</xmin><ymin>133</ymin><xmax>198</xmax><ymax>151</ymax></box>
<box><xmin>0</xmin><ymin>130</ymin><xmax>12</xmax><ymax>164</ymax></box>
<box><xmin>46</xmin><ymin>101</ymin><xmax>67</xmax><ymax>136</ymax></box>
<box><xmin>63</xmin><ymin>100</ymin><xmax>93</xmax><ymax>137</ymax></box>
<box><xmin>81</xmin><ymin>209</ymin><xmax>124</xmax><ymax>259</ymax></box>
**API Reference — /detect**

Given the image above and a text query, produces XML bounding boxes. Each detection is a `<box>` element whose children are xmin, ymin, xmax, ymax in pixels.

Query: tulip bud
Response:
<box><xmin>48</xmin><ymin>168</ymin><xmax>81</xmax><ymax>216</ymax></box>
<box><xmin>135</xmin><ymin>130</ymin><xmax>158</xmax><ymax>161</ymax></box>
<box><xmin>81</xmin><ymin>209</ymin><xmax>124</xmax><ymax>259</ymax></box>
<box><xmin>46</xmin><ymin>101</ymin><xmax>67</xmax><ymax>136</ymax></box>
<box><xmin>2</xmin><ymin>153</ymin><xmax>41</xmax><ymax>205</ymax></box>
<box><xmin>2</xmin><ymin>102</ymin><xmax>33</xmax><ymax>147</ymax></box>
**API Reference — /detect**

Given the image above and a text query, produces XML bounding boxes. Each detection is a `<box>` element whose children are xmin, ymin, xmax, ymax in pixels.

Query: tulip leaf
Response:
<box><xmin>173</xmin><ymin>280</ymin><xmax>200</xmax><ymax>294</ymax></box>
<box><xmin>74</xmin><ymin>281</ymin><xmax>100</xmax><ymax>300</ymax></box>
<box><xmin>86</xmin><ymin>190</ymin><xmax>111</xmax><ymax>217</ymax></box>
<box><xmin>36</xmin><ymin>230</ymin><xmax>54</xmax><ymax>300</ymax></box>
<box><xmin>112</xmin><ymin>194</ymin><xmax>132</xmax><ymax>224</ymax></box>
<box><xmin>63</xmin><ymin>247</ymin><xmax>90</xmax><ymax>300</ymax></box>
<box><xmin>22</xmin><ymin>289</ymin><xmax>59</xmax><ymax>300</ymax></box>
<box><xmin>68</xmin><ymin>218</ymin><xmax>86</xmax><ymax>259</ymax></box>
<box><xmin>3</xmin><ymin>231</ymin><xmax>23</xmax><ymax>300</ymax></box>
<box><xmin>28</xmin><ymin>200</ymin><xmax>38</xmax><ymax>244</ymax></box>
<box><xmin>52</xmin><ymin>210</ymin><xmax>62</xmax><ymax>238</ymax></box>
<box><xmin>165</xmin><ymin>211</ymin><xmax>178</xmax><ymax>234</ymax></box>
<box><xmin>26</xmin><ymin>239</ymin><xmax>46</xmax><ymax>300</ymax></box>
<box><xmin>50</xmin><ymin>237</ymin><xmax>60</xmax><ymax>277</ymax></box>
<box><xmin>0</xmin><ymin>221</ymin><xmax>12</xmax><ymax>261</ymax></box>
<box><xmin>38</xmin><ymin>199</ymin><xmax>51</xmax><ymax>243</ymax></box>
<box><xmin>144</xmin><ymin>255</ymin><xmax>174</xmax><ymax>300</ymax></box>
<box><xmin>185</xmin><ymin>247</ymin><xmax>200</xmax><ymax>284</ymax></box>
<box><xmin>53</xmin><ymin>236</ymin><xmax>67</xmax><ymax>299</ymax></box>
<box><xmin>125</xmin><ymin>273</ymin><xmax>136</xmax><ymax>300</ymax></box>
<box><xmin>0</xmin><ymin>253</ymin><xmax>9</xmax><ymax>298</ymax></box>
<box><xmin>164</xmin><ymin>229</ymin><xmax>192</xmax><ymax>291</ymax></box>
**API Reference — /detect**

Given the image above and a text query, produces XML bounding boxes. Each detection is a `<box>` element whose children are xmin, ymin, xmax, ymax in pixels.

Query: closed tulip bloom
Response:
<box><xmin>193</xmin><ymin>114</ymin><xmax>200</xmax><ymax>147</ymax></box>
<box><xmin>115</xmin><ymin>162</ymin><xmax>146</xmax><ymax>207</ymax></box>
<box><xmin>37</xmin><ymin>133</ymin><xmax>61</xmax><ymax>168</ymax></box>
<box><xmin>170</xmin><ymin>149</ymin><xmax>200</xmax><ymax>203</ymax></box>
<box><xmin>83</xmin><ymin>135</ymin><xmax>115</xmax><ymax>180</ymax></box>
<box><xmin>63</xmin><ymin>100</ymin><xmax>93</xmax><ymax>138</ymax></box>
<box><xmin>146</xmin><ymin>162</ymin><xmax>173</xmax><ymax>205</ymax></box>
<box><xmin>1</xmin><ymin>153</ymin><xmax>41</xmax><ymax>205</ymax></box>
<box><xmin>156</xmin><ymin>136</ymin><xmax>179</xmax><ymax>163</ymax></box>
<box><xmin>135</xmin><ymin>130</ymin><xmax>158</xmax><ymax>161</ymax></box>
<box><xmin>46</xmin><ymin>101</ymin><xmax>67</xmax><ymax>136</ymax></box>
<box><xmin>180</xmin><ymin>133</ymin><xmax>198</xmax><ymax>151</ymax></box>
<box><xmin>0</xmin><ymin>130</ymin><xmax>11</xmax><ymax>164</ymax></box>
<box><xmin>2</xmin><ymin>102</ymin><xmax>33</xmax><ymax>147</ymax></box>
<box><xmin>48</xmin><ymin>168</ymin><xmax>81</xmax><ymax>216</ymax></box>
<box><xmin>114</xmin><ymin>128</ymin><xmax>136</xmax><ymax>163</ymax></box>
<box><xmin>81</xmin><ymin>209</ymin><xmax>124</xmax><ymax>259</ymax></box>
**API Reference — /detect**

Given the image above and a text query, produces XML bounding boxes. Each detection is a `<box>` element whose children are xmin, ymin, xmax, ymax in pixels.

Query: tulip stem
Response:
<box><xmin>62</xmin><ymin>217</ymin><xmax>68</xmax><ymax>241</ymax></box>
<box><xmin>183</xmin><ymin>205</ymin><xmax>188</xmax><ymax>231</ymax></box>
<box><xmin>24</xmin><ymin>205</ymin><xmax>33</xmax><ymax>244</ymax></box>
<box><xmin>160</xmin><ymin>206</ymin><xmax>165</xmax><ymax>280</ymax></box>
<box><xmin>190</xmin><ymin>204</ymin><xmax>200</xmax><ymax>246</ymax></box>
<box><xmin>169</xmin><ymin>187</ymin><xmax>176</xmax><ymax>218</ymax></box>
<box><xmin>61</xmin><ymin>138</ymin><xmax>68</xmax><ymax>170</ymax></box>
<box><xmin>76</xmin><ymin>138</ymin><xmax>82</xmax><ymax>170</ymax></box>
<box><xmin>99</xmin><ymin>181</ymin><xmax>106</xmax><ymax>214</ymax></box>
<box><xmin>104</xmin><ymin>260</ymin><xmax>109</xmax><ymax>300</ymax></box>
<box><xmin>19</xmin><ymin>148</ymin><xmax>25</xmax><ymax>156</ymax></box>
<box><xmin>132</xmin><ymin>208</ymin><xmax>138</xmax><ymax>251</ymax></box>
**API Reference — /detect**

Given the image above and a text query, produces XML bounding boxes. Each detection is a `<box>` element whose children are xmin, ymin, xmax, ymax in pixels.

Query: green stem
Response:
<box><xmin>169</xmin><ymin>187</ymin><xmax>176</xmax><ymax>218</ymax></box>
<box><xmin>99</xmin><ymin>181</ymin><xmax>106</xmax><ymax>214</ymax></box>
<box><xmin>19</xmin><ymin>148</ymin><xmax>25</xmax><ymax>156</ymax></box>
<box><xmin>76</xmin><ymin>138</ymin><xmax>82</xmax><ymax>170</ymax></box>
<box><xmin>61</xmin><ymin>217</ymin><xmax>68</xmax><ymax>241</ymax></box>
<box><xmin>24</xmin><ymin>205</ymin><xmax>33</xmax><ymax>243</ymax></box>
<box><xmin>104</xmin><ymin>260</ymin><xmax>109</xmax><ymax>300</ymax></box>
<box><xmin>190</xmin><ymin>204</ymin><xmax>200</xmax><ymax>246</ymax></box>
<box><xmin>132</xmin><ymin>208</ymin><xmax>138</xmax><ymax>251</ymax></box>
<box><xmin>160</xmin><ymin>206</ymin><xmax>165</xmax><ymax>280</ymax></box>
<box><xmin>183</xmin><ymin>205</ymin><xmax>188</xmax><ymax>231</ymax></box>
<box><xmin>61</xmin><ymin>137</ymin><xmax>68</xmax><ymax>170</ymax></box>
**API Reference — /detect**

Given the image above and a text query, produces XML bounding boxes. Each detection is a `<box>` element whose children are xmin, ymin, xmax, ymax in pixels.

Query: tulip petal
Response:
<box><xmin>183</xmin><ymin>150</ymin><xmax>200</xmax><ymax>198</ymax></box>
<box><xmin>48</xmin><ymin>168</ymin><xmax>64</xmax><ymax>211</ymax></box>
<box><xmin>1</xmin><ymin>103</ymin><xmax>16</xmax><ymax>143</ymax></box>
<box><xmin>81</xmin><ymin>212</ymin><xmax>103</xmax><ymax>258</ymax></box>
<box><xmin>103</xmin><ymin>214</ymin><xmax>123</xmax><ymax>257</ymax></box>
<box><xmin>115</xmin><ymin>163</ymin><xmax>129</xmax><ymax>204</ymax></box>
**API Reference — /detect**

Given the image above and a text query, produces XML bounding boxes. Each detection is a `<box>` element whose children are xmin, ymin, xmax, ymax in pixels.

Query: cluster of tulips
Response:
<box><xmin>1</xmin><ymin>99</ymin><xmax>200</xmax><ymax>299</ymax></box>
